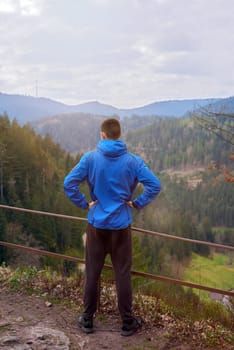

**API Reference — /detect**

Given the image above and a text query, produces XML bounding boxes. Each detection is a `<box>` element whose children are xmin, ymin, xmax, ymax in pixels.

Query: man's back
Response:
<box><xmin>64</xmin><ymin>138</ymin><xmax>161</xmax><ymax>229</ymax></box>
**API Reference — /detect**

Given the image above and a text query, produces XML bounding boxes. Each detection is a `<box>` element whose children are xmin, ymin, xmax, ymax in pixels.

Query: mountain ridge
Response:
<box><xmin>0</xmin><ymin>92</ymin><xmax>229</xmax><ymax>124</ymax></box>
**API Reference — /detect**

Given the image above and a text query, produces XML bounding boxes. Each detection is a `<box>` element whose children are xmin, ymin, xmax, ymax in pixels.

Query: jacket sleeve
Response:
<box><xmin>63</xmin><ymin>153</ymin><xmax>90</xmax><ymax>209</ymax></box>
<box><xmin>132</xmin><ymin>156</ymin><xmax>162</xmax><ymax>210</ymax></box>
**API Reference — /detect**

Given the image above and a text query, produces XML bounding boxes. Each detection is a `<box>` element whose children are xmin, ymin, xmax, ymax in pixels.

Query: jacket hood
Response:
<box><xmin>97</xmin><ymin>139</ymin><xmax>127</xmax><ymax>157</ymax></box>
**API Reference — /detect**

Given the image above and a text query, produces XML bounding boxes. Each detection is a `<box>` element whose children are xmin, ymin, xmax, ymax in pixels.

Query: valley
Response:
<box><xmin>0</xmin><ymin>96</ymin><xmax>233</xmax><ymax>314</ymax></box>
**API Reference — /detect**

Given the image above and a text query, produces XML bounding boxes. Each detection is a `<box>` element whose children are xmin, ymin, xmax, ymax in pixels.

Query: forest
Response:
<box><xmin>0</xmin><ymin>113</ymin><xmax>233</xmax><ymax>284</ymax></box>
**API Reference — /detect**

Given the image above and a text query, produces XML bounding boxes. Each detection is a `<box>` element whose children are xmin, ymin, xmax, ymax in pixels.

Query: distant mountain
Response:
<box><xmin>0</xmin><ymin>93</ymin><xmax>71</xmax><ymax>124</ymax></box>
<box><xmin>121</xmin><ymin>98</ymin><xmax>221</xmax><ymax>117</ymax></box>
<box><xmin>0</xmin><ymin>92</ymin><xmax>227</xmax><ymax>124</ymax></box>
<box><xmin>32</xmin><ymin>113</ymin><xmax>106</xmax><ymax>153</ymax></box>
<box><xmin>70</xmin><ymin>101</ymin><xmax>120</xmax><ymax>117</ymax></box>
<box><xmin>192</xmin><ymin>96</ymin><xmax>234</xmax><ymax>115</ymax></box>
<box><xmin>32</xmin><ymin>112</ymin><xmax>164</xmax><ymax>153</ymax></box>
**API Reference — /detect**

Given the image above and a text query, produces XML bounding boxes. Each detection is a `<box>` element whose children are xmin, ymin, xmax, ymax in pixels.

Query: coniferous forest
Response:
<box><xmin>0</xmin><ymin>115</ymin><xmax>87</xmax><ymax>266</ymax></box>
<box><xmin>0</xmin><ymin>113</ymin><xmax>233</xmax><ymax>283</ymax></box>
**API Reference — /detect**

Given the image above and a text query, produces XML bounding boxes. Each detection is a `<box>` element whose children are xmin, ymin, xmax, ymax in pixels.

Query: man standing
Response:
<box><xmin>64</xmin><ymin>118</ymin><xmax>161</xmax><ymax>336</ymax></box>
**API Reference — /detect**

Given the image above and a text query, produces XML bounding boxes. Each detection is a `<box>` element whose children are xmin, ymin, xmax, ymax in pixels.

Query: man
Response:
<box><xmin>64</xmin><ymin>118</ymin><xmax>161</xmax><ymax>336</ymax></box>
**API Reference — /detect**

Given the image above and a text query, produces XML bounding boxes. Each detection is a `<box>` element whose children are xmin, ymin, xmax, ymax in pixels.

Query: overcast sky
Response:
<box><xmin>0</xmin><ymin>0</ymin><xmax>234</xmax><ymax>108</ymax></box>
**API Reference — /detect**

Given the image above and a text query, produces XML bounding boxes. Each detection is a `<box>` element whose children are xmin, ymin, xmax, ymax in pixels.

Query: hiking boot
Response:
<box><xmin>121</xmin><ymin>316</ymin><xmax>143</xmax><ymax>336</ymax></box>
<box><xmin>78</xmin><ymin>314</ymin><xmax>94</xmax><ymax>334</ymax></box>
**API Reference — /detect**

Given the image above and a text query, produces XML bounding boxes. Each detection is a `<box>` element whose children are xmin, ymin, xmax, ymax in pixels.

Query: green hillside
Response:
<box><xmin>0</xmin><ymin>115</ymin><xmax>87</xmax><ymax>265</ymax></box>
<box><xmin>32</xmin><ymin>114</ymin><xmax>233</xmax><ymax>172</ymax></box>
<box><xmin>125</xmin><ymin>117</ymin><xmax>232</xmax><ymax>172</ymax></box>
<box><xmin>184</xmin><ymin>253</ymin><xmax>234</xmax><ymax>299</ymax></box>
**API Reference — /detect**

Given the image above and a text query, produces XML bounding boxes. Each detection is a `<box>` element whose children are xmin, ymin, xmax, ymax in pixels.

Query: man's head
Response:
<box><xmin>101</xmin><ymin>118</ymin><xmax>121</xmax><ymax>140</ymax></box>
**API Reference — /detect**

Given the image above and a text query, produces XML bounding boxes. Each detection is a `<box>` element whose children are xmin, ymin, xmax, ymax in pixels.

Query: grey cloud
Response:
<box><xmin>0</xmin><ymin>0</ymin><xmax>234</xmax><ymax>107</ymax></box>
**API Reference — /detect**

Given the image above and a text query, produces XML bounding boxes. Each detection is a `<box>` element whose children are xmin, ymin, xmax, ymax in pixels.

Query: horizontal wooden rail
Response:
<box><xmin>0</xmin><ymin>204</ymin><xmax>233</xmax><ymax>251</ymax></box>
<box><xmin>0</xmin><ymin>240</ymin><xmax>234</xmax><ymax>298</ymax></box>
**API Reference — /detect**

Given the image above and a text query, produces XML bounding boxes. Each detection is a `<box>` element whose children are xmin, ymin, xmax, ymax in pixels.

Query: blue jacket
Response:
<box><xmin>64</xmin><ymin>139</ymin><xmax>162</xmax><ymax>229</ymax></box>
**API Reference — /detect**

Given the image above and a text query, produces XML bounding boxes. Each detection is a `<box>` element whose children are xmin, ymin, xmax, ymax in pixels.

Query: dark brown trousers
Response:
<box><xmin>83</xmin><ymin>224</ymin><xmax>132</xmax><ymax>322</ymax></box>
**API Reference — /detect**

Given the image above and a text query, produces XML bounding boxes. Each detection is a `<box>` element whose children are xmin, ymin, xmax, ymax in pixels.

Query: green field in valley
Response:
<box><xmin>183</xmin><ymin>252</ymin><xmax>234</xmax><ymax>299</ymax></box>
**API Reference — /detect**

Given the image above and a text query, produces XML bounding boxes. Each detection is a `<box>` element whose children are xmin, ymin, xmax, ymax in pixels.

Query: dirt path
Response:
<box><xmin>0</xmin><ymin>286</ymin><xmax>201</xmax><ymax>350</ymax></box>
<box><xmin>1</xmin><ymin>284</ymin><xmax>234</xmax><ymax>350</ymax></box>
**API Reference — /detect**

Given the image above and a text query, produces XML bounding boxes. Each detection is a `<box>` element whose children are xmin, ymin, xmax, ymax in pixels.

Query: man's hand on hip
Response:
<box><xmin>87</xmin><ymin>200</ymin><xmax>98</xmax><ymax>210</ymax></box>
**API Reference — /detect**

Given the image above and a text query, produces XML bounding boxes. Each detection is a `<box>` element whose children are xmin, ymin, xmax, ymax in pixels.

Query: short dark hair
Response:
<box><xmin>101</xmin><ymin>118</ymin><xmax>121</xmax><ymax>140</ymax></box>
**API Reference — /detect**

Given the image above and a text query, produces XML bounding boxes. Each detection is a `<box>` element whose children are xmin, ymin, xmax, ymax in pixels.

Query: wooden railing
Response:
<box><xmin>0</xmin><ymin>204</ymin><xmax>233</xmax><ymax>298</ymax></box>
